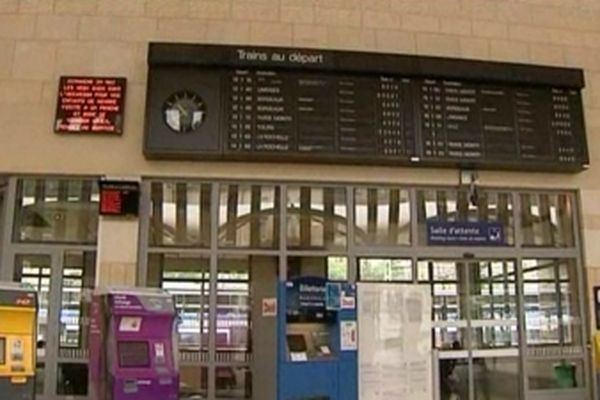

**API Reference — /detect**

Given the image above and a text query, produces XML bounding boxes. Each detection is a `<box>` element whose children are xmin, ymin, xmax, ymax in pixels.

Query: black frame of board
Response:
<box><xmin>144</xmin><ymin>43</ymin><xmax>589</xmax><ymax>173</ymax></box>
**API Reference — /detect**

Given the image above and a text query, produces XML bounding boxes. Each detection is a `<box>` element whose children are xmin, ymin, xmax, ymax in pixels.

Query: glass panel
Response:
<box><xmin>219</xmin><ymin>184</ymin><xmax>279</xmax><ymax>248</ymax></box>
<box><xmin>287</xmin><ymin>186</ymin><xmax>347</xmax><ymax>250</ymax></box>
<box><xmin>147</xmin><ymin>254</ymin><xmax>210</xmax><ymax>352</ymax></box>
<box><xmin>14</xmin><ymin>254</ymin><xmax>51</xmax><ymax>347</ymax></box>
<box><xmin>523</xmin><ymin>259</ymin><xmax>582</xmax><ymax>347</ymax></box>
<box><xmin>327</xmin><ymin>257</ymin><xmax>348</xmax><ymax>281</ymax></box>
<box><xmin>418</xmin><ymin>261</ymin><xmax>465</xmax><ymax>322</ymax></box>
<box><xmin>36</xmin><ymin>362</ymin><xmax>44</xmax><ymax>394</ymax></box>
<box><xmin>521</xmin><ymin>193</ymin><xmax>575</xmax><ymax>247</ymax></box>
<box><xmin>359</xmin><ymin>258</ymin><xmax>412</xmax><ymax>282</ymax></box>
<box><xmin>215</xmin><ymin>365</ymin><xmax>251</xmax><ymax>399</ymax></box>
<box><xmin>470</xmin><ymin>261</ymin><xmax>518</xmax><ymax>349</ymax></box>
<box><xmin>56</xmin><ymin>363</ymin><xmax>88</xmax><ymax>395</ymax></box>
<box><xmin>354</xmin><ymin>187</ymin><xmax>411</xmax><ymax>246</ymax></box>
<box><xmin>150</xmin><ymin>182</ymin><xmax>211</xmax><ymax>247</ymax></box>
<box><xmin>180</xmin><ymin>365</ymin><xmax>208</xmax><ymax>399</ymax></box>
<box><xmin>528</xmin><ymin>359</ymin><xmax>585</xmax><ymax>389</ymax></box>
<box><xmin>13</xmin><ymin>178</ymin><xmax>99</xmax><ymax>243</ymax></box>
<box><xmin>417</xmin><ymin>189</ymin><xmax>514</xmax><ymax>246</ymax></box>
<box><xmin>287</xmin><ymin>256</ymin><xmax>347</xmax><ymax>281</ymax></box>
<box><xmin>59</xmin><ymin>251</ymin><xmax>96</xmax><ymax>355</ymax></box>
<box><xmin>418</xmin><ymin>260</ymin><xmax>467</xmax><ymax>350</ymax></box>
<box><xmin>217</xmin><ymin>257</ymin><xmax>252</xmax><ymax>362</ymax></box>
<box><xmin>435</xmin><ymin>327</ymin><xmax>467</xmax><ymax>351</ymax></box>
<box><xmin>439</xmin><ymin>357</ymin><xmax>469</xmax><ymax>400</ymax></box>
<box><xmin>216</xmin><ymin>256</ymin><xmax>276</xmax><ymax>399</ymax></box>
<box><xmin>473</xmin><ymin>357</ymin><xmax>520</xmax><ymax>400</ymax></box>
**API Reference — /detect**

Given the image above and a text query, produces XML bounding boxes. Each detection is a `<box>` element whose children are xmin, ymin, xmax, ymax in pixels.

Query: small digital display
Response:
<box><xmin>0</xmin><ymin>337</ymin><xmax>5</xmax><ymax>365</ymax></box>
<box><xmin>98</xmin><ymin>180</ymin><xmax>140</xmax><ymax>216</ymax></box>
<box><xmin>119</xmin><ymin>316</ymin><xmax>142</xmax><ymax>332</ymax></box>
<box><xmin>118</xmin><ymin>341</ymin><xmax>150</xmax><ymax>368</ymax></box>
<box><xmin>55</xmin><ymin>76</ymin><xmax>126</xmax><ymax>134</ymax></box>
<box><xmin>286</xmin><ymin>334</ymin><xmax>307</xmax><ymax>353</ymax></box>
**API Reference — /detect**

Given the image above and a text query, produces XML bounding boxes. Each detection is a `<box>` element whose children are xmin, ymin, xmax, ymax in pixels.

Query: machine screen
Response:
<box><xmin>118</xmin><ymin>341</ymin><xmax>150</xmax><ymax>368</ymax></box>
<box><xmin>0</xmin><ymin>337</ymin><xmax>5</xmax><ymax>364</ymax></box>
<box><xmin>287</xmin><ymin>334</ymin><xmax>307</xmax><ymax>353</ymax></box>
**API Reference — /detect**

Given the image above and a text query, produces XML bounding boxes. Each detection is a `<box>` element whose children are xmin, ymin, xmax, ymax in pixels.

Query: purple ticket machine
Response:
<box><xmin>89</xmin><ymin>288</ymin><xmax>179</xmax><ymax>400</ymax></box>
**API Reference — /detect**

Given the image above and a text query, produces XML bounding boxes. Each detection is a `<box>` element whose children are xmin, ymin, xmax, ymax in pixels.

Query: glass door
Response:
<box><xmin>147</xmin><ymin>253</ymin><xmax>211</xmax><ymax>399</ymax></box>
<box><xmin>522</xmin><ymin>259</ymin><xmax>587</xmax><ymax>400</ymax></box>
<box><xmin>417</xmin><ymin>259</ymin><xmax>521</xmax><ymax>400</ymax></box>
<box><xmin>11</xmin><ymin>249</ymin><xmax>96</xmax><ymax>400</ymax></box>
<box><xmin>13</xmin><ymin>253</ymin><xmax>53</xmax><ymax>398</ymax></box>
<box><xmin>415</xmin><ymin>258</ymin><xmax>590</xmax><ymax>400</ymax></box>
<box><xmin>56</xmin><ymin>250</ymin><xmax>96</xmax><ymax>397</ymax></box>
<box><xmin>469</xmin><ymin>260</ymin><xmax>520</xmax><ymax>400</ymax></box>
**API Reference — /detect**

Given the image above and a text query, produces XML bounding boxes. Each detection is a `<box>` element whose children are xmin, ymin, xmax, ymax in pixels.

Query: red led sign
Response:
<box><xmin>98</xmin><ymin>180</ymin><xmax>140</xmax><ymax>217</ymax></box>
<box><xmin>54</xmin><ymin>76</ymin><xmax>127</xmax><ymax>134</ymax></box>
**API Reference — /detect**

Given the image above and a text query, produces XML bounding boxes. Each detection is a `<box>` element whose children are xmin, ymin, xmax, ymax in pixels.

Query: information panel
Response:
<box><xmin>55</xmin><ymin>76</ymin><xmax>126</xmax><ymax>134</ymax></box>
<box><xmin>358</xmin><ymin>283</ymin><xmax>432</xmax><ymax>400</ymax></box>
<box><xmin>226</xmin><ymin>70</ymin><xmax>416</xmax><ymax>157</ymax></box>
<box><xmin>98</xmin><ymin>180</ymin><xmax>139</xmax><ymax>217</ymax></box>
<box><xmin>144</xmin><ymin>44</ymin><xmax>589</xmax><ymax>172</ymax></box>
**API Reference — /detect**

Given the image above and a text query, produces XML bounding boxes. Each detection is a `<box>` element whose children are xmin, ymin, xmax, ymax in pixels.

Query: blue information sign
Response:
<box><xmin>427</xmin><ymin>221</ymin><xmax>504</xmax><ymax>246</ymax></box>
<box><xmin>286</xmin><ymin>277</ymin><xmax>336</xmax><ymax>322</ymax></box>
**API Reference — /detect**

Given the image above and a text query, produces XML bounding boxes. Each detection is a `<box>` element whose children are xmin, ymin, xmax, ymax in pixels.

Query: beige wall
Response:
<box><xmin>1</xmin><ymin>2</ymin><xmax>600</xmax><ymax>280</ymax></box>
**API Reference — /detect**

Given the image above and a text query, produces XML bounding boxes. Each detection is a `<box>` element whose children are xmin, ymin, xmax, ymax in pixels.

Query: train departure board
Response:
<box><xmin>144</xmin><ymin>44</ymin><xmax>589</xmax><ymax>172</ymax></box>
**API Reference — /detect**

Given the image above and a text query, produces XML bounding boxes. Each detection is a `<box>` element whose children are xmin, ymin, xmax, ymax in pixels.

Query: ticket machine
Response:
<box><xmin>0</xmin><ymin>282</ymin><xmax>37</xmax><ymax>400</ymax></box>
<box><xmin>89</xmin><ymin>288</ymin><xmax>179</xmax><ymax>400</ymax></box>
<box><xmin>278</xmin><ymin>277</ymin><xmax>357</xmax><ymax>400</ymax></box>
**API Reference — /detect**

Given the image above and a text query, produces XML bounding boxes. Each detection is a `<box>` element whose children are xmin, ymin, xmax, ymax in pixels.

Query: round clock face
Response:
<box><xmin>163</xmin><ymin>90</ymin><xmax>206</xmax><ymax>133</ymax></box>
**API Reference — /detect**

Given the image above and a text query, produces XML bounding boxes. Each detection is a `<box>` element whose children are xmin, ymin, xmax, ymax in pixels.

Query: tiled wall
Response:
<box><xmin>1</xmin><ymin>0</ymin><xmax>600</xmax><ymax>322</ymax></box>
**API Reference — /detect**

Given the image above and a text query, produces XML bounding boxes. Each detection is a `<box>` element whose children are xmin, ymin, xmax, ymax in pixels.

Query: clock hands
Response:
<box><xmin>175</xmin><ymin>103</ymin><xmax>188</xmax><ymax>117</ymax></box>
<box><xmin>164</xmin><ymin>91</ymin><xmax>205</xmax><ymax>133</ymax></box>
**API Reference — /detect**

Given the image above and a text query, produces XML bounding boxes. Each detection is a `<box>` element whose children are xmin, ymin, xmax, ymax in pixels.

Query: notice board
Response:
<box><xmin>55</xmin><ymin>76</ymin><xmax>126</xmax><ymax>134</ymax></box>
<box><xmin>358</xmin><ymin>283</ymin><xmax>432</xmax><ymax>400</ymax></box>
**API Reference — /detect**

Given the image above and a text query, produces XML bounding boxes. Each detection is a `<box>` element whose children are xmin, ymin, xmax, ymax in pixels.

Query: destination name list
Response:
<box><xmin>226</xmin><ymin>69</ymin><xmax>415</xmax><ymax>157</ymax></box>
<box><xmin>225</xmin><ymin>69</ymin><xmax>585</xmax><ymax>165</ymax></box>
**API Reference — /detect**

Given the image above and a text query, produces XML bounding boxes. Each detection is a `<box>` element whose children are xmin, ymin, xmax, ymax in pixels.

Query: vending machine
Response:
<box><xmin>89</xmin><ymin>288</ymin><xmax>179</xmax><ymax>400</ymax></box>
<box><xmin>278</xmin><ymin>277</ymin><xmax>358</xmax><ymax>400</ymax></box>
<box><xmin>0</xmin><ymin>282</ymin><xmax>37</xmax><ymax>400</ymax></box>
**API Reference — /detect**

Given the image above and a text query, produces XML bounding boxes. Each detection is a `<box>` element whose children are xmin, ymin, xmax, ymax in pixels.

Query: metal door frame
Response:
<box><xmin>134</xmin><ymin>179</ymin><xmax>594</xmax><ymax>400</ymax></box>
<box><xmin>0</xmin><ymin>177</ymin><xmax>97</xmax><ymax>400</ymax></box>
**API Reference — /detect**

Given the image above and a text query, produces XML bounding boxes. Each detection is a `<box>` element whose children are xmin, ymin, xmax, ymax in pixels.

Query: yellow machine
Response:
<box><xmin>0</xmin><ymin>282</ymin><xmax>37</xmax><ymax>400</ymax></box>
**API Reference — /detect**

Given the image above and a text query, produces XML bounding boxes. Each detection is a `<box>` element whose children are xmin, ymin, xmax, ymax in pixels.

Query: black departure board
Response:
<box><xmin>144</xmin><ymin>44</ymin><xmax>589</xmax><ymax>172</ymax></box>
<box><xmin>225</xmin><ymin>70</ymin><xmax>415</xmax><ymax>158</ymax></box>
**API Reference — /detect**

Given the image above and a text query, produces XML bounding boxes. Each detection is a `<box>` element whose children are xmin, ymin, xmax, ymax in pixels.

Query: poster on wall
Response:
<box><xmin>261</xmin><ymin>298</ymin><xmax>277</xmax><ymax>317</ymax></box>
<box><xmin>340</xmin><ymin>320</ymin><xmax>358</xmax><ymax>351</ymax></box>
<box><xmin>358</xmin><ymin>283</ymin><xmax>432</xmax><ymax>400</ymax></box>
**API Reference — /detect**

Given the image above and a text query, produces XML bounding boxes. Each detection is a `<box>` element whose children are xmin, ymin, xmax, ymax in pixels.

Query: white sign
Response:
<box><xmin>154</xmin><ymin>342</ymin><xmax>165</xmax><ymax>358</ymax></box>
<box><xmin>261</xmin><ymin>298</ymin><xmax>277</xmax><ymax>317</ymax></box>
<box><xmin>290</xmin><ymin>352</ymin><xmax>308</xmax><ymax>362</ymax></box>
<box><xmin>358</xmin><ymin>283</ymin><xmax>432</xmax><ymax>400</ymax></box>
<box><xmin>11</xmin><ymin>338</ymin><xmax>24</xmax><ymax>362</ymax></box>
<box><xmin>341</xmin><ymin>293</ymin><xmax>356</xmax><ymax>309</ymax></box>
<box><xmin>341</xmin><ymin>320</ymin><xmax>358</xmax><ymax>351</ymax></box>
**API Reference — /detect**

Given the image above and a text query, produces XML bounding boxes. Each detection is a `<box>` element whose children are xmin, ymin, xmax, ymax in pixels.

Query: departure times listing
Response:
<box><xmin>54</xmin><ymin>76</ymin><xmax>126</xmax><ymax>134</ymax></box>
<box><xmin>223</xmin><ymin>69</ymin><xmax>587</xmax><ymax>168</ymax></box>
<box><xmin>417</xmin><ymin>80</ymin><xmax>586</xmax><ymax>165</ymax></box>
<box><xmin>225</xmin><ymin>70</ymin><xmax>416</xmax><ymax>158</ymax></box>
